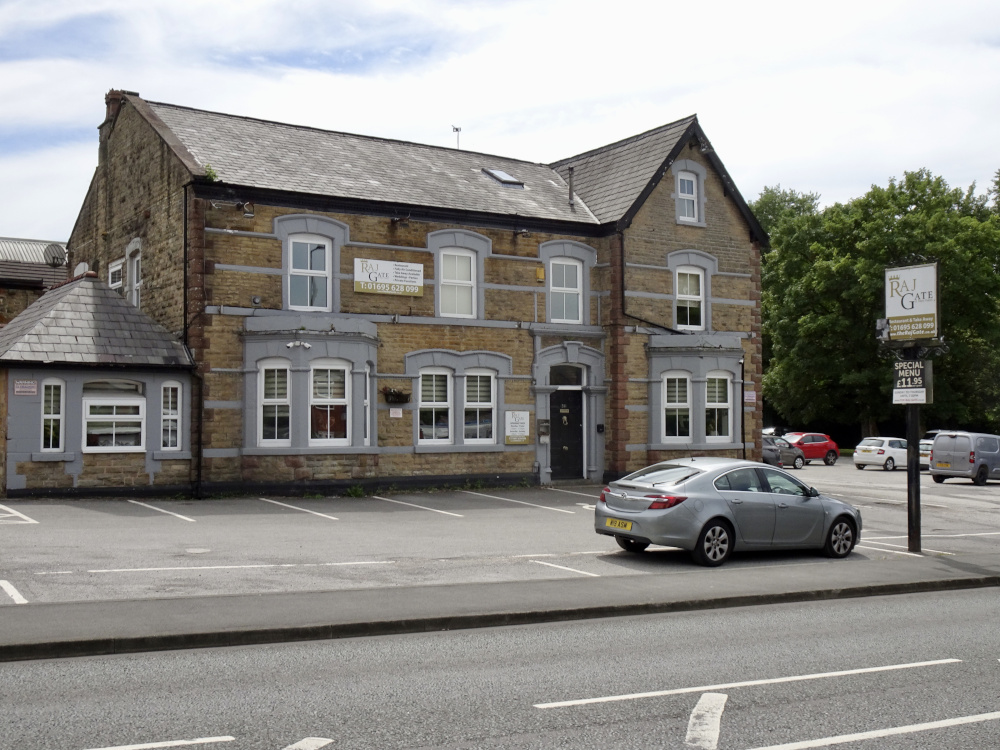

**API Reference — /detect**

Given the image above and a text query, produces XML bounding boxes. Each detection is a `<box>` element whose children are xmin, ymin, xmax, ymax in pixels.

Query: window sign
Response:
<box><xmin>505</xmin><ymin>411</ymin><xmax>530</xmax><ymax>445</ymax></box>
<box><xmin>354</xmin><ymin>258</ymin><xmax>424</xmax><ymax>297</ymax></box>
<box><xmin>885</xmin><ymin>263</ymin><xmax>938</xmax><ymax>339</ymax></box>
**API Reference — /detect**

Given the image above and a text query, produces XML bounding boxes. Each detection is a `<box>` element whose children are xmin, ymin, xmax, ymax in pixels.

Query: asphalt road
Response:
<box><xmin>4</xmin><ymin>587</ymin><xmax>999</xmax><ymax>750</ymax></box>
<box><xmin>1</xmin><ymin>459</ymin><xmax>998</xmax><ymax>606</ymax></box>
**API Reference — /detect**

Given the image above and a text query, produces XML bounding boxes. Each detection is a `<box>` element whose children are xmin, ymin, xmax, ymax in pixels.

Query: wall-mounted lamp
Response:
<box><xmin>286</xmin><ymin>341</ymin><xmax>312</xmax><ymax>349</ymax></box>
<box><xmin>237</xmin><ymin>202</ymin><xmax>255</xmax><ymax>218</ymax></box>
<box><xmin>513</xmin><ymin>228</ymin><xmax>531</xmax><ymax>238</ymax></box>
<box><xmin>391</xmin><ymin>215</ymin><xmax>410</xmax><ymax>226</ymax></box>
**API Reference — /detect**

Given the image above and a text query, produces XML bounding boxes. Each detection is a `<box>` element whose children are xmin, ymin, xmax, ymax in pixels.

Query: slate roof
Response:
<box><xmin>0</xmin><ymin>273</ymin><xmax>193</xmax><ymax>367</ymax></box>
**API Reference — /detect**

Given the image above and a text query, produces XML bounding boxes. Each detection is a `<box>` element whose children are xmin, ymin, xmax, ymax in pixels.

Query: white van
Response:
<box><xmin>929</xmin><ymin>431</ymin><xmax>1000</xmax><ymax>485</ymax></box>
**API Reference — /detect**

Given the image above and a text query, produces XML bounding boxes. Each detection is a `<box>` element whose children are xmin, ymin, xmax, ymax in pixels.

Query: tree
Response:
<box><xmin>762</xmin><ymin>169</ymin><xmax>1000</xmax><ymax>436</ymax></box>
<box><xmin>749</xmin><ymin>185</ymin><xmax>820</xmax><ymax>238</ymax></box>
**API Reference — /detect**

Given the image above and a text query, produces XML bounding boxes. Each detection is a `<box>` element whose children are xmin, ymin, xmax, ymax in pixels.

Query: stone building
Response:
<box><xmin>1</xmin><ymin>90</ymin><xmax>766</xmax><ymax>496</ymax></box>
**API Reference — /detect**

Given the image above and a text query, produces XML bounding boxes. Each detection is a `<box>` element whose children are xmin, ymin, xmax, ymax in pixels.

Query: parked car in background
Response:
<box><xmin>763</xmin><ymin>435</ymin><xmax>806</xmax><ymax>469</ymax></box>
<box><xmin>783</xmin><ymin>432</ymin><xmax>840</xmax><ymax>465</ymax></box>
<box><xmin>853</xmin><ymin>437</ymin><xmax>907</xmax><ymax>471</ymax></box>
<box><xmin>595</xmin><ymin>457</ymin><xmax>862</xmax><ymax>566</ymax></box>
<box><xmin>762</xmin><ymin>437</ymin><xmax>782</xmax><ymax>466</ymax></box>
<box><xmin>919</xmin><ymin>430</ymin><xmax>942</xmax><ymax>469</ymax></box>
<box><xmin>929</xmin><ymin>431</ymin><xmax>1000</xmax><ymax>485</ymax></box>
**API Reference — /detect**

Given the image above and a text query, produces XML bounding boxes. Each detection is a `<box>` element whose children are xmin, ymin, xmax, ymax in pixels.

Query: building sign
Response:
<box><xmin>892</xmin><ymin>360</ymin><xmax>933</xmax><ymax>404</ymax></box>
<box><xmin>14</xmin><ymin>379</ymin><xmax>37</xmax><ymax>396</ymax></box>
<box><xmin>354</xmin><ymin>258</ymin><xmax>424</xmax><ymax>296</ymax></box>
<box><xmin>885</xmin><ymin>263</ymin><xmax>938</xmax><ymax>339</ymax></box>
<box><xmin>505</xmin><ymin>411</ymin><xmax>530</xmax><ymax>444</ymax></box>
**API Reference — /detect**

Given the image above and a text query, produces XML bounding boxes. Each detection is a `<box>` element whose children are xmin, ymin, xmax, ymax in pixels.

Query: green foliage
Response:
<box><xmin>762</xmin><ymin>169</ymin><xmax>1000</xmax><ymax>433</ymax></box>
<box><xmin>750</xmin><ymin>184</ymin><xmax>820</xmax><ymax>237</ymax></box>
<box><xmin>203</xmin><ymin>163</ymin><xmax>218</xmax><ymax>182</ymax></box>
<box><xmin>345</xmin><ymin>484</ymin><xmax>366</xmax><ymax>498</ymax></box>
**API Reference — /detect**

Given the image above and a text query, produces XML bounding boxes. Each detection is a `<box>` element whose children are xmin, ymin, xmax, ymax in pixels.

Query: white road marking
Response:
<box><xmin>745</xmin><ymin>710</ymin><xmax>1000</xmax><ymax>749</ymax></box>
<box><xmin>576</xmin><ymin>502</ymin><xmax>596</xmax><ymax>510</ymax></box>
<box><xmin>462</xmin><ymin>490</ymin><xmax>575</xmax><ymax>513</ymax></box>
<box><xmin>127</xmin><ymin>499</ymin><xmax>196</xmax><ymax>522</ymax></box>
<box><xmin>855</xmin><ymin>545</ymin><xmax>923</xmax><ymax>557</ymax></box>
<box><xmin>260</xmin><ymin>498</ymin><xmax>338</xmax><ymax>520</ymax></box>
<box><xmin>0</xmin><ymin>580</ymin><xmax>28</xmax><ymax>604</ymax></box>
<box><xmin>865</xmin><ymin>531</ymin><xmax>1000</xmax><ymax>540</ymax></box>
<box><xmin>530</xmin><ymin>559</ymin><xmax>600</xmax><ymax>577</ymax></box>
<box><xmin>282</xmin><ymin>739</ymin><xmax>333</xmax><ymax>750</ymax></box>
<box><xmin>81</xmin><ymin>736</ymin><xmax>235</xmax><ymax>750</ymax></box>
<box><xmin>86</xmin><ymin>561</ymin><xmax>393</xmax><ymax>573</ymax></box>
<box><xmin>547</xmin><ymin>487</ymin><xmax>601</xmax><ymax>498</ymax></box>
<box><xmin>861</xmin><ymin>540</ymin><xmax>953</xmax><ymax>555</ymax></box>
<box><xmin>534</xmin><ymin>658</ymin><xmax>961</xmax><ymax>708</ymax></box>
<box><xmin>37</xmin><ymin>571</ymin><xmax>74</xmax><ymax>575</ymax></box>
<box><xmin>686</xmin><ymin>692</ymin><xmax>728</xmax><ymax>749</ymax></box>
<box><xmin>0</xmin><ymin>503</ymin><xmax>38</xmax><ymax>524</ymax></box>
<box><xmin>374</xmin><ymin>495</ymin><xmax>463</xmax><ymax>517</ymax></box>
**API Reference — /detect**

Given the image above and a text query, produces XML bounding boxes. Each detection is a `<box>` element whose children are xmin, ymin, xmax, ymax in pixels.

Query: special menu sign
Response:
<box><xmin>354</xmin><ymin>258</ymin><xmax>424</xmax><ymax>297</ymax></box>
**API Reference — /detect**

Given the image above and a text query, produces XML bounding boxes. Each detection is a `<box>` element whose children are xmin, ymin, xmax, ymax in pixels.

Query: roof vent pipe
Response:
<box><xmin>568</xmin><ymin>166</ymin><xmax>575</xmax><ymax>207</ymax></box>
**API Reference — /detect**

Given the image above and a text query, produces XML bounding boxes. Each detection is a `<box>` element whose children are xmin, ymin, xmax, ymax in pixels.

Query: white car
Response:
<box><xmin>854</xmin><ymin>437</ymin><xmax>908</xmax><ymax>471</ymax></box>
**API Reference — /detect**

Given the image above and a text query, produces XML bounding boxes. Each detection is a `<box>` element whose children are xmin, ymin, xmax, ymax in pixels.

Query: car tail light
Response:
<box><xmin>929</xmin><ymin>450</ymin><xmax>933</xmax><ymax>462</ymax></box>
<box><xmin>970</xmin><ymin>451</ymin><xmax>976</xmax><ymax>464</ymax></box>
<box><xmin>645</xmin><ymin>494</ymin><xmax>687</xmax><ymax>510</ymax></box>
<box><xmin>877</xmin><ymin>449</ymin><xmax>885</xmax><ymax>455</ymax></box>
<box><xmin>599</xmin><ymin>487</ymin><xmax>609</xmax><ymax>503</ymax></box>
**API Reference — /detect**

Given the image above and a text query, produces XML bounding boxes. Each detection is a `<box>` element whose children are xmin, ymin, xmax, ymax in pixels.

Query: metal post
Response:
<box><xmin>906</xmin><ymin>401</ymin><xmax>921</xmax><ymax>553</ymax></box>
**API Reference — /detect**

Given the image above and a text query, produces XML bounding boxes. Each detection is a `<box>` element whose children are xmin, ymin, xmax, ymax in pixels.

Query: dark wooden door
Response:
<box><xmin>549</xmin><ymin>391</ymin><xmax>583</xmax><ymax>479</ymax></box>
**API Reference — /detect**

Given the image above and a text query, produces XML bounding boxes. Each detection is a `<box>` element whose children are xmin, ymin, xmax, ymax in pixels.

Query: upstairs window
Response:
<box><xmin>109</xmin><ymin>260</ymin><xmax>124</xmax><ymax>295</ymax></box>
<box><xmin>439</xmin><ymin>250</ymin><xmax>475</xmax><ymax>318</ymax></box>
<box><xmin>288</xmin><ymin>235</ymin><xmax>332</xmax><ymax>311</ymax></box>
<box><xmin>41</xmin><ymin>379</ymin><xmax>65</xmax><ymax>452</ymax></box>
<box><xmin>678</xmin><ymin>170</ymin><xmax>698</xmax><ymax>223</ymax></box>
<box><xmin>550</xmin><ymin>258</ymin><xmax>582</xmax><ymax>324</ymax></box>
<box><xmin>419</xmin><ymin>369</ymin><xmax>452</xmax><ymax>443</ymax></box>
<box><xmin>128</xmin><ymin>249</ymin><xmax>142</xmax><ymax>307</ymax></box>
<box><xmin>675</xmin><ymin>268</ymin><xmax>704</xmax><ymax>330</ymax></box>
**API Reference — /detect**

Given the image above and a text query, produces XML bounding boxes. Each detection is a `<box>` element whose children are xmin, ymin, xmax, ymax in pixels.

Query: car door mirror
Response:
<box><xmin>808</xmin><ymin>487</ymin><xmax>820</xmax><ymax>497</ymax></box>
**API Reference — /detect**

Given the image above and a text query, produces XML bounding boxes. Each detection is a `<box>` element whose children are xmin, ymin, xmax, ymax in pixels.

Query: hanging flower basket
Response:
<box><xmin>381</xmin><ymin>386</ymin><xmax>411</xmax><ymax>404</ymax></box>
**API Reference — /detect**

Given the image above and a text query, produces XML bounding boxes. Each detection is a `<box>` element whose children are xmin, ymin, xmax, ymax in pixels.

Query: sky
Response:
<box><xmin>1</xmin><ymin>0</ymin><xmax>998</xmax><ymax>242</ymax></box>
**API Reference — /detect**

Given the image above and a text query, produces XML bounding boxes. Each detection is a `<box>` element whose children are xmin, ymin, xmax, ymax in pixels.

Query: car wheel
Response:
<box><xmin>974</xmin><ymin>465</ymin><xmax>989</xmax><ymax>486</ymax></box>
<box><xmin>693</xmin><ymin>520</ymin><xmax>733</xmax><ymax>567</ymax></box>
<box><xmin>615</xmin><ymin>536</ymin><xmax>649</xmax><ymax>553</ymax></box>
<box><xmin>824</xmin><ymin>450</ymin><xmax>838</xmax><ymax>466</ymax></box>
<box><xmin>855</xmin><ymin>463</ymin><xmax>864</xmax><ymax>470</ymax></box>
<box><xmin>883</xmin><ymin>457</ymin><xmax>895</xmax><ymax>471</ymax></box>
<box><xmin>793</xmin><ymin>456</ymin><xmax>804</xmax><ymax>470</ymax></box>
<box><xmin>824</xmin><ymin>518</ymin><xmax>856</xmax><ymax>558</ymax></box>
<box><xmin>932</xmin><ymin>474</ymin><xmax>945</xmax><ymax>484</ymax></box>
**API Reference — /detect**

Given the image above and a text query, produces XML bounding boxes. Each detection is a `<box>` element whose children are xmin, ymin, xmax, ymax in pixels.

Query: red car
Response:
<box><xmin>784</xmin><ymin>432</ymin><xmax>840</xmax><ymax>465</ymax></box>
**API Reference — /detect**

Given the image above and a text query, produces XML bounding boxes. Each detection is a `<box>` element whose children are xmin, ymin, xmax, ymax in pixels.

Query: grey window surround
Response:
<box><xmin>670</xmin><ymin>159</ymin><xmax>707</xmax><ymax>228</ymax></box>
<box><xmin>428</xmin><ymin>229</ymin><xmax>491</xmax><ymax>320</ymax></box>
<box><xmin>539</xmin><ymin>240</ymin><xmax>597</xmax><ymax>325</ymax></box>
<box><xmin>275</xmin><ymin>214</ymin><xmax>349</xmax><ymax>314</ymax></box>
<box><xmin>667</xmin><ymin>249</ymin><xmax>717</xmax><ymax>331</ymax></box>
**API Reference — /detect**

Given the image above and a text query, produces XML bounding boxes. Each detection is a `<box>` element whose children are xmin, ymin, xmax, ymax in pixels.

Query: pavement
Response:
<box><xmin>3</xmin><ymin>548</ymin><xmax>999</xmax><ymax>662</ymax></box>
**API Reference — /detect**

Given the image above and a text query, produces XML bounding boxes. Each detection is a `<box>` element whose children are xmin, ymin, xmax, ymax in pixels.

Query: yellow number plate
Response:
<box><xmin>936</xmin><ymin>462</ymin><xmax>950</xmax><ymax>468</ymax></box>
<box><xmin>605</xmin><ymin>518</ymin><xmax>632</xmax><ymax>531</ymax></box>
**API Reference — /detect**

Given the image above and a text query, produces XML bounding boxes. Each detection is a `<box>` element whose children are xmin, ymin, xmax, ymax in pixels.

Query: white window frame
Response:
<box><xmin>463</xmin><ymin>369</ymin><xmax>496</xmax><ymax>445</ymax></box>
<box><xmin>259</xmin><ymin>358</ymin><xmax>291</xmax><ymax>447</ymax></box>
<box><xmin>287</xmin><ymin>233</ymin><xmax>333</xmax><ymax>312</ymax></box>
<box><xmin>418</xmin><ymin>368</ymin><xmax>452</xmax><ymax>444</ymax></box>
<box><xmin>82</xmin><ymin>396</ymin><xmax>146</xmax><ymax>453</ymax></box>
<box><xmin>41</xmin><ymin>378</ymin><xmax>65</xmax><ymax>452</ymax></box>
<box><xmin>109</xmin><ymin>260</ymin><xmax>124</xmax><ymax>295</ymax></box>
<box><xmin>439</xmin><ymin>249</ymin><xmax>476</xmax><ymax>319</ymax></box>
<box><xmin>363</xmin><ymin>365</ymin><xmax>371</xmax><ymax>447</ymax></box>
<box><xmin>160</xmin><ymin>381</ymin><xmax>182</xmax><ymax>451</ymax></box>
<box><xmin>678</xmin><ymin>170</ymin><xmax>698</xmax><ymax>223</ymax></box>
<box><xmin>309</xmin><ymin>358</ymin><xmax>351</xmax><ymax>447</ymax></box>
<box><xmin>705</xmin><ymin>371</ymin><xmax>732</xmax><ymax>442</ymax></box>
<box><xmin>127</xmin><ymin>248</ymin><xmax>142</xmax><ymax>307</ymax></box>
<box><xmin>675</xmin><ymin>266</ymin><xmax>705</xmax><ymax>331</ymax></box>
<box><xmin>549</xmin><ymin>258</ymin><xmax>583</xmax><ymax>324</ymax></box>
<box><xmin>662</xmin><ymin>372</ymin><xmax>691</xmax><ymax>442</ymax></box>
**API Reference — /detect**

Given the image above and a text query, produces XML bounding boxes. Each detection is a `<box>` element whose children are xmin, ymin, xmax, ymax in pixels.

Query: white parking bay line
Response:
<box><xmin>462</xmin><ymin>490</ymin><xmax>575</xmax><ymax>513</ymax></box>
<box><xmin>374</xmin><ymin>495</ymin><xmax>463</xmax><ymax>517</ymax></box>
<box><xmin>686</xmin><ymin>692</ymin><xmax>728</xmax><ymax>750</ymax></box>
<box><xmin>530</xmin><ymin>559</ymin><xmax>599</xmax><ymax>577</ymax></box>
<box><xmin>862</xmin><ymin>540</ymin><xmax>953</xmax><ymax>555</ymax></box>
<box><xmin>534</xmin><ymin>658</ymin><xmax>961</xmax><ymax>709</ymax></box>
<box><xmin>127</xmin><ymin>500</ymin><xmax>196</xmax><ymax>522</ymax></box>
<box><xmin>82</xmin><ymin>737</ymin><xmax>235</xmax><ymax>750</ymax></box>
<box><xmin>0</xmin><ymin>503</ymin><xmax>39</xmax><ymax>524</ymax></box>
<box><xmin>855</xmin><ymin>545</ymin><xmax>923</xmax><ymax>557</ymax></box>
<box><xmin>282</xmin><ymin>739</ymin><xmax>333</xmax><ymax>750</ymax></box>
<box><xmin>0</xmin><ymin>580</ymin><xmax>28</xmax><ymax>604</ymax></box>
<box><xmin>87</xmin><ymin>561</ymin><xmax>393</xmax><ymax>573</ymax></box>
<box><xmin>745</xmin><ymin>710</ymin><xmax>1000</xmax><ymax>750</ymax></box>
<box><xmin>547</xmin><ymin>487</ymin><xmax>601</xmax><ymax>498</ymax></box>
<box><xmin>260</xmin><ymin>498</ymin><xmax>338</xmax><ymax>520</ymax></box>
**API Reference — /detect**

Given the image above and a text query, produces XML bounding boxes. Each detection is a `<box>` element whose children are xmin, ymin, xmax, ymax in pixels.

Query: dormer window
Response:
<box><xmin>483</xmin><ymin>168</ymin><xmax>524</xmax><ymax>189</ymax></box>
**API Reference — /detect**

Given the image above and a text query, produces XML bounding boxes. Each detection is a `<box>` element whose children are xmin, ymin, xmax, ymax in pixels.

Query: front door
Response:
<box><xmin>549</xmin><ymin>390</ymin><xmax>583</xmax><ymax>480</ymax></box>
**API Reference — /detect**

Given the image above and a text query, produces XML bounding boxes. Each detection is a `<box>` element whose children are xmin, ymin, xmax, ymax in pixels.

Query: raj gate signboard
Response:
<box><xmin>885</xmin><ymin>263</ymin><xmax>938</xmax><ymax>339</ymax></box>
<box><xmin>354</xmin><ymin>258</ymin><xmax>424</xmax><ymax>297</ymax></box>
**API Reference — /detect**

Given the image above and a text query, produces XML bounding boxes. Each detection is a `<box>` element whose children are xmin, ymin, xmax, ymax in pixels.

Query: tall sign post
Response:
<box><xmin>882</xmin><ymin>262</ymin><xmax>943</xmax><ymax>553</ymax></box>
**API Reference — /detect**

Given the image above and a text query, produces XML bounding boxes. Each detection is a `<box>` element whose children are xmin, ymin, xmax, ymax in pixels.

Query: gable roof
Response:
<box><xmin>0</xmin><ymin>273</ymin><xmax>193</xmax><ymax>368</ymax></box>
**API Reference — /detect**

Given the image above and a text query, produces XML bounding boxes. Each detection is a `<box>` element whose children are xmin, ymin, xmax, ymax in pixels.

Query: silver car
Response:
<box><xmin>595</xmin><ymin>457</ymin><xmax>862</xmax><ymax>566</ymax></box>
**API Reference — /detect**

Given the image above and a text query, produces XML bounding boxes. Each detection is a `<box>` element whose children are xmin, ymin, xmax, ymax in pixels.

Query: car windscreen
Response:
<box><xmin>620</xmin><ymin>464</ymin><xmax>701</xmax><ymax>486</ymax></box>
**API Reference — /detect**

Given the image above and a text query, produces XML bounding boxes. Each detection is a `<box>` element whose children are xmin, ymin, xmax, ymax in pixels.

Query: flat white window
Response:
<box><xmin>440</xmin><ymin>250</ymin><xmax>475</xmax><ymax>318</ymax></box>
<box><xmin>662</xmin><ymin>373</ymin><xmax>691</xmax><ymax>441</ymax></box>
<box><xmin>259</xmin><ymin>359</ymin><xmax>291</xmax><ymax>446</ymax></box>
<box><xmin>83</xmin><ymin>399</ymin><xmax>145</xmax><ymax>452</ymax></box>
<box><xmin>678</xmin><ymin>170</ymin><xmax>698</xmax><ymax>223</ymax></box>
<box><xmin>41</xmin><ymin>379</ymin><xmax>65</xmax><ymax>452</ymax></box>
<box><xmin>288</xmin><ymin>234</ymin><xmax>332</xmax><ymax>311</ymax></box>
<box><xmin>310</xmin><ymin>359</ymin><xmax>350</xmax><ymax>446</ymax></box>
<box><xmin>676</xmin><ymin>267</ymin><xmax>704</xmax><ymax>330</ymax></box>
<box><xmin>550</xmin><ymin>258</ymin><xmax>582</xmax><ymax>324</ymax></box>
<box><xmin>161</xmin><ymin>382</ymin><xmax>181</xmax><ymax>450</ymax></box>
<box><xmin>706</xmin><ymin>372</ymin><xmax>731</xmax><ymax>441</ymax></box>
<box><xmin>109</xmin><ymin>260</ymin><xmax>124</xmax><ymax>294</ymax></box>
<box><xmin>419</xmin><ymin>369</ymin><xmax>452</xmax><ymax>443</ymax></box>
<box><xmin>464</xmin><ymin>370</ymin><xmax>495</xmax><ymax>443</ymax></box>
<box><xmin>128</xmin><ymin>250</ymin><xmax>142</xmax><ymax>307</ymax></box>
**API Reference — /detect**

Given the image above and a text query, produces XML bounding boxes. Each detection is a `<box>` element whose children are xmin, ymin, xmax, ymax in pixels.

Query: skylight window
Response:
<box><xmin>483</xmin><ymin>168</ymin><xmax>524</xmax><ymax>189</ymax></box>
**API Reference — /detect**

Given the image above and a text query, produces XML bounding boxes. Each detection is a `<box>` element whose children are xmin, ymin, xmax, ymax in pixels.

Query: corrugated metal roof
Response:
<box><xmin>0</xmin><ymin>237</ymin><xmax>67</xmax><ymax>264</ymax></box>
